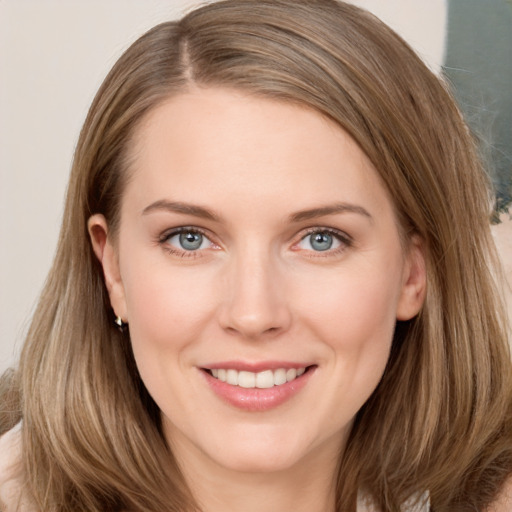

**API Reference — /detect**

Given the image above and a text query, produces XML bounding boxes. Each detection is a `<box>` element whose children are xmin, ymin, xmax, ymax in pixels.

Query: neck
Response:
<box><xmin>172</xmin><ymin>437</ymin><xmax>342</xmax><ymax>512</ymax></box>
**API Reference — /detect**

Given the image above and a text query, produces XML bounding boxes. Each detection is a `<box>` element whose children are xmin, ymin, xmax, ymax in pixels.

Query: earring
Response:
<box><xmin>115</xmin><ymin>316</ymin><xmax>128</xmax><ymax>332</ymax></box>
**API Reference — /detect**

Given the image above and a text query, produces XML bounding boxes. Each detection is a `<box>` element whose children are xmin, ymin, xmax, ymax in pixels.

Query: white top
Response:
<box><xmin>357</xmin><ymin>490</ymin><xmax>430</xmax><ymax>512</ymax></box>
<box><xmin>0</xmin><ymin>426</ymin><xmax>36</xmax><ymax>512</ymax></box>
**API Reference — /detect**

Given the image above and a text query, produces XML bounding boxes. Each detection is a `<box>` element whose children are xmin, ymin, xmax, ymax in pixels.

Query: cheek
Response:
<box><xmin>299</xmin><ymin>265</ymin><xmax>403</xmax><ymax>348</ymax></box>
<box><xmin>296</xmin><ymin>262</ymin><xmax>402</xmax><ymax>406</ymax></box>
<box><xmin>120</xmin><ymin>255</ymin><xmax>217</xmax><ymax>364</ymax></box>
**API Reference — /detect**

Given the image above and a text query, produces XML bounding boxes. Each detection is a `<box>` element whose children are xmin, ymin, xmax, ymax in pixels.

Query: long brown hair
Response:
<box><xmin>2</xmin><ymin>1</ymin><xmax>511</xmax><ymax>510</ymax></box>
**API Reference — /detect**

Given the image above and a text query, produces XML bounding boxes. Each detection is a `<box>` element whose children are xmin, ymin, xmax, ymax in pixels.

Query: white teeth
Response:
<box><xmin>226</xmin><ymin>369</ymin><xmax>238</xmax><ymax>386</ymax></box>
<box><xmin>209</xmin><ymin>367</ymin><xmax>307</xmax><ymax>388</ymax></box>
<box><xmin>238</xmin><ymin>371</ymin><xmax>256</xmax><ymax>388</ymax></box>
<box><xmin>274</xmin><ymin>368</ymin><xmax>287</xmax><ymax>386</ymax></box>
<box><xmin>256</xmin><ymin>370</ymin><xmax>274</xmax><ymax>389</ymax></box>
<box><xmin>286</xmin><ymin>368</ymin><xmax>297</xmax><ymax>382</ymax></box>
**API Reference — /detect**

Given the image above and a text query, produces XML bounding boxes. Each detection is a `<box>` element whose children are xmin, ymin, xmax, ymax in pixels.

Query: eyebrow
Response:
<box><xmin>288</xmin><ymin>203</ymin><xmax>373</xmax><ymax>223</ymax></box>
<box><xmin>142</xmin><ymin>199</ymin><xmax>372</xmax><ymax>224</ymax></box>
<box><xmin>142</xmin><ymin>200</ymin><xmax>220</xmax><ymax>221</ymax></box>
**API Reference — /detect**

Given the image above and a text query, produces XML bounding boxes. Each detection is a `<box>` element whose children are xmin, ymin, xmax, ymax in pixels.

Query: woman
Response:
<box><xmin>1</xmin><ymin>0</ymin><xmax>511</xmax><ymax>510</ymax></box>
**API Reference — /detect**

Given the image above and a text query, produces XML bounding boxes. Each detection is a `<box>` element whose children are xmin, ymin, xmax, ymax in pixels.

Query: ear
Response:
<box><xmin>88</xmin><ymin>214</ymin><xmax>128</xmax><ymax>323</ymax></box>
<box><xmin>396</xmin><ymin>235</ymin><xmax>427</xmax><ymax>321</ymax></box>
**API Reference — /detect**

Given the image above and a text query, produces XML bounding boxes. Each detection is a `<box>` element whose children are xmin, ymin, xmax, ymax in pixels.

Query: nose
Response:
<box><xmin>218</xmin><ymin>249</ymin><xmax>292</xmax><ymax>339</ymax></box>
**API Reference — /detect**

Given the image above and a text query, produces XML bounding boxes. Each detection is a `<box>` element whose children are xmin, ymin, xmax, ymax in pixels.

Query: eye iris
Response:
<box><xmin>310</xmin><ymin>232</ymin><xmax>333</xmax><ymax>251</ymax></box>
<box><xmin>179</xmin><ymin>232</ymin><xmax>203</xmax><ymax>250</ymax></box>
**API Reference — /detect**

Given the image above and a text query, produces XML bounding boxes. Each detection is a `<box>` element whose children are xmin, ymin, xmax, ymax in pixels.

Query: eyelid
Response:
<box><xmin>291</xmin><ymin>226</ymin><xmax>353</xmax><ymax>254</ymax></box>
<box><xmin>157</xmin><ymin>225</ymin><xmax>353</xmax><ymax>259</ymax></box>
<box><xmin>158</xmin><ymin>226</ymin><xmax>211</xmax><ymax>243</ymax></box>
<box><xmin>158</xmin><ymin>226</ymin><xmax>219</xmax><ymax>258</ymax></box>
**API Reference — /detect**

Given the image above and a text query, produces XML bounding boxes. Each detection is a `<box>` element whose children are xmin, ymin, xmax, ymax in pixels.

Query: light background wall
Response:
<box><xmin>0</xmin><ymin>0</ymin><xmax>509</xmax><ymax>374</ymax></box>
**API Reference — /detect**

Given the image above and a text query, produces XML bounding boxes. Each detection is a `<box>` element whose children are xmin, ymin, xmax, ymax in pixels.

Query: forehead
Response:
<box><xmin>123</xmin><ymin>87</ymin><xmax>396</xmax><ymax>224</ymax></box>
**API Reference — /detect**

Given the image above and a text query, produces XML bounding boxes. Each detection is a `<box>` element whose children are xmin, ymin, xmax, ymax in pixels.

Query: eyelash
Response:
<box><xmin>292</xmin><ymin>227</ymin><xmax>353</xmax><ymax>258</ymax></box>
<box><xmin>158</xmin><ymin>226</ymin><xmax>353</xmax><ymax>259</ymax></box>
<box><xmin>158</xmin><ymin>227</ymin><xmax>216</xmax><ymax>259</ymax></box>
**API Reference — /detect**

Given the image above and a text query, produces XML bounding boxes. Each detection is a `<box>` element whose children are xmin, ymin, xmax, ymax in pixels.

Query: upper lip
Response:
<box><xmin>201</xmin><ymin>360</ymin><xmax>315</xmax><ymax>372</ymax></box>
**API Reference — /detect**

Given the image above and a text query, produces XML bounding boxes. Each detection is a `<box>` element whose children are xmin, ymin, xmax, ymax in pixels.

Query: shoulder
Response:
<box><xmin>0</xmin><ymin>426</ymin><xmax>35</xmax><ymax>512</ymax></box>
<box><xmin>486</xmin><ymin>475</ymin><xmax>512</xmax><ymax>512</ymax></box>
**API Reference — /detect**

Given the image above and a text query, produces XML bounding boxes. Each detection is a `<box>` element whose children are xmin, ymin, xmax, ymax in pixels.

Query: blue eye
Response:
<box><xmin>179</xmin><ymin>232</ymin><xmax>204</xmax><ymax>250</ymax></box>
<box><xmin>164</xmin><ymin>229</ymin><xmax>212</xmax><ymax>252</ymax></box>
<box><xmin>296</xmin><ymin>230</ymin><xmax>346</xmax><ymax>252</ymax></box>
<box><xmin>309</xmin><ymin>232</ymin><xmax>334</xmax><ymax>251</ymax></box>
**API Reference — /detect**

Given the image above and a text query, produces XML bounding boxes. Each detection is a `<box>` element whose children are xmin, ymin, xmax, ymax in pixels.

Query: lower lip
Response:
<box><xmin>201</xmin><ymin>367</ymin><xmax>315</xmax><ymax>412</ymax></box>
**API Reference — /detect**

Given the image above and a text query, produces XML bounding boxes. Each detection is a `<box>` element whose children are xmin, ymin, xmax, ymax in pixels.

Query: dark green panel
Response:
<box><xmin>443</xmin><ymin>0</ymin><xmax>512</xmax><ymax>215</ymax></box>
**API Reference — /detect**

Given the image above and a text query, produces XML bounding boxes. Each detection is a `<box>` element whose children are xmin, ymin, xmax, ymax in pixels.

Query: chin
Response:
<box><xmin>202</xmin><ymin>426</ymin><xmax>334</xmax><ymax>475</ymax></box>
<box><xmin>210</xmin><ymin>447</ymin><xmax>306</xmax><ymax>474</ymax></box>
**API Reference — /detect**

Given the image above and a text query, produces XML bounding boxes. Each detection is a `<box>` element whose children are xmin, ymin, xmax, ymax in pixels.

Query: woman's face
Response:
<box><xmin>90</xmin><ymin>87</ymin><xmax>425</xmax><ymax>477</ymax></box>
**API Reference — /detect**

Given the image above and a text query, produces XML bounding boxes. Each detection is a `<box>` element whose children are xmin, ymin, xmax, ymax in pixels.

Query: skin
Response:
<box><xmin>89</xmin><ymin>87</ymin><xmax>426</xmax><ymax>512</ymax></box>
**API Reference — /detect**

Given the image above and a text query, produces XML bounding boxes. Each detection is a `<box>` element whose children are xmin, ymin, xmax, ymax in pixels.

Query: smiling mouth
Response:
<box><xmin>204</xmin><ymin>366</ymin><xmax>314</xmax><ymax>389</ymax></box>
